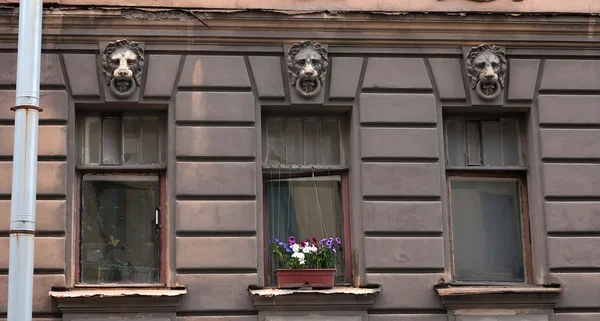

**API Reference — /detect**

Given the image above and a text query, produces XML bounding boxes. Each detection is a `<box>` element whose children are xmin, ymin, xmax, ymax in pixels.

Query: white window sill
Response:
<box><xmin>434</xmin><ymin>283</ymin><xmax>562</xmax><ymax>308</ymax></box>
<box><xmin>249</xmin><ymin>286</ymin><xmax>381</xmax><ymax>310</ymax></box>
<box><xmin>49</xmin><ymin>287</ymin><xmax>187</xmax><ymax>299</ymax></box>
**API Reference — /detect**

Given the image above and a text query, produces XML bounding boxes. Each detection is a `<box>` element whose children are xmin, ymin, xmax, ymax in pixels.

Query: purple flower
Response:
<box><xmin>335</xmin><ymin>238</ymin><xmax>341</xmax><ymax>245</ymax></box>
<box><xmin>288</xmin><ymin>236</ymin><xmax>296</xmax><ymax>245</ymax></box>
<box><xmin>328</xmin><ymin>237</ymin><xmax>334</xmax><ymax>243</ymax></box>
<box><xmin>274</xmin><ymin>238</ymin><xmax>280</xmax><ymax>243</ymax></box>
<box><xmin>326</xmin><ymin>239</ymin><xmax>333</xmax><ymax>248</ymax></box>
<box><xmin>333</xmin><ymin>248</ymin><xmax>337</xmax><ymax>254</ymax></box>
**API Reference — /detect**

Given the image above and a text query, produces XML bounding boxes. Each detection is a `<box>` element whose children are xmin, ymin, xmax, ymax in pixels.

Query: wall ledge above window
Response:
<box><xmin>248</xmin><ymin>286</ymin><xmax>381</xmax><ymax>311</ymax></box>
<box><xmin>49</xmin><ymin>287</ymin><xmax>187</xmax><ymax>314</ymax></box>
<box><xmin>434</xmin><ymin>283</ymin><xmax>561</xmax><ymax>309</ymax></box>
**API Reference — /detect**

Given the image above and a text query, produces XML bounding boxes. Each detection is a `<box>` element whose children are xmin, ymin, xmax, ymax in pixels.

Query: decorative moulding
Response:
<box><xmin>286</xmin><ymin>40</ymin><xmax>328</xmax><ymax>103</ymax></box>
<box><xmin>464</xmin><ymin>44</ymin><xmax>507</xmax><ymax>104</ymax></box>
<box><xmin>434</xmin><ymin>283</ymin><xmax>562</xmax><ymax>309</ymax></box>
<box><xmin>248</xmin><ymin>285</ymin><xmax>381</xmax><ymax>311</ymax></box>
<box><xmin>101</xmin><ymin>39</ymin><xmax>145</xmax><ymax>100</ymax></box>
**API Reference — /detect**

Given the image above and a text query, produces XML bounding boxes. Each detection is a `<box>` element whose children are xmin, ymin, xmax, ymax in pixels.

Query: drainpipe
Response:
<box><xmin>8</xmin><ymin>0</ymin><xmax>43</xmax><ymax>320</ymax></box>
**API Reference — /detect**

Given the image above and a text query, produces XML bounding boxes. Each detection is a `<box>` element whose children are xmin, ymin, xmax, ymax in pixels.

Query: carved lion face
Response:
<box><xmin>102</xmin><ymin>40</ymin><xmax>144</xmax><ymax>98</ymax></box>
<box><xmin>286</xmin><ymin>41</ymin><xmax>328</xmax><ymax>97</ymax></box>
<box><xmin>466</xmin><ymin>44</ymin><xmax>507</xmax><ymax>100</ymax></box>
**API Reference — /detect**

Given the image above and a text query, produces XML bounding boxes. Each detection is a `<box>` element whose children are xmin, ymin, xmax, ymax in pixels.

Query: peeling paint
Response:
<box><xmin>49</xmin><ymin>288</ymin><xmax>187</xmax><ymax>298</ymax></box>
<box><xmin>249</xmin><ymin>286</ymin><xmax>381</xmax><ymax>298</ymax></box>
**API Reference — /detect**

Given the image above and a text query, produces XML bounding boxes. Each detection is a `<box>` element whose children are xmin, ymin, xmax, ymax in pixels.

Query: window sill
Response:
<box><xmin>50</xmin><ymin>287</ymin><xmax>187</xmax><ymax>313</ymax></box>
<box><xmin>434</xmin><ymin>283</ymin><xmax>561</xmax><ymax>309</ymax></box>
<box><xmin>248</xmin><ymin>285</ymin><xmax>381</xmax><ymax>311</ymax></box>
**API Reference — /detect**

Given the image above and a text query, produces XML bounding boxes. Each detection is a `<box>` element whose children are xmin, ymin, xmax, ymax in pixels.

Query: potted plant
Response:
<box><xmin>271</xmin><ymin>236</ymin><xmax>342</xmax><ymax>289</ymax></box>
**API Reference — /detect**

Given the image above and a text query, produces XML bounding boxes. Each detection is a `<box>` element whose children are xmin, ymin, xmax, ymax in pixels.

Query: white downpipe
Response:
<box><xmin>8</xmin><ymin>0</ymin><xmax>43</xmax><ymax>320</ymax></box>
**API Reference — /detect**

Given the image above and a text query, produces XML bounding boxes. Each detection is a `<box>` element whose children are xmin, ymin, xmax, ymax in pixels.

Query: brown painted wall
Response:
<box><xmin>0</xmin><ymin>11</ymin><xmax>599</xmax><ymax>321</ymax></box>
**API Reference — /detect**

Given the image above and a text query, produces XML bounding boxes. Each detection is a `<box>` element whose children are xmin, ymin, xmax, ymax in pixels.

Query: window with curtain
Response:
<box><xmin>262</xmin><ymin>115</ymin><xmax>351</xmax><ymax>285</ymax></box>
<box><xmin>444</xmin><ymin>116</ymin><xmax>531</xmax><ymax>283</ymax></box>
<box><xmin>78</xmin><ymin>112</ymin><xmax>166</xmax><ymax>285</ymax></box>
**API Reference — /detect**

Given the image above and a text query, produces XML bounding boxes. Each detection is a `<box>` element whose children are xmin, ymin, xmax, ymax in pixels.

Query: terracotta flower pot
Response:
<box><xmin>275</xmin><ymin>268</ymin><xmax>336</xmax><ymax>289</ymax></box>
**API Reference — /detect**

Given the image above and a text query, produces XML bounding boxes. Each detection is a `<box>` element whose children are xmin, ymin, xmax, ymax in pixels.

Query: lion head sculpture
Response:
<box><xmin>465</xmin><ymin>44</ymin><xmax>507</xmax><ymax>100</ymax></box>
<box><xmin>102</xmin><ymin>39</ymin><xmax>144</xmax><ymax>98</ymax></box>
<box><xmin>286</xmin><ymin>41</ymin><xmax>328</xmax><ymax>97</ymax></box>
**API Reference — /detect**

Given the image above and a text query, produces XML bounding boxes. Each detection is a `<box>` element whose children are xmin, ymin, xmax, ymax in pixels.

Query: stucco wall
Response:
<box><xmin>0</xmin><ymin>11</ymin><xmax>599</xmax><ymax>321</ymax></box>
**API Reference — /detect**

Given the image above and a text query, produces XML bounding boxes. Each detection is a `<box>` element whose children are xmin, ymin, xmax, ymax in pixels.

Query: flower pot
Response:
<box><xmin>275</xmin><ymin>268</ymin><xmax>336</xmax><ymax>289</ymax></box>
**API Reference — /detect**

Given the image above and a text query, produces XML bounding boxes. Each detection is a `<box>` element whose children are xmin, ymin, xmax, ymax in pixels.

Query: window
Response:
<box><xmin>77</xmin><ymin>112</ymin><xmax>166</xmax><ymax>285</ymax></box>
<box><xmin>262</xmin><ymin>115</ymin><xmax>351</xmax><ymax>285</ymax></box>
<box><xmin>444</xmin><ymin>116</ymin><xmax>531</xmax><ymax>283</ymax></box>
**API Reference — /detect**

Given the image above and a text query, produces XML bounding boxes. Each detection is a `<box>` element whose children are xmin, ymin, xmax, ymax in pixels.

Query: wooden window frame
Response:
<box><xmin>445</xmin><ymin>112</ymin><xmax>533</xmax><ymax>284</ymax></box>
<box><xmin>262</xmin><ymin>170</ymin><xmax>353</xmax><ymax>286</ymax></box>
<box><xmin>74</xmin><ymin>111</ymin><xmax>168</xmax><ymax>287</ymax></box>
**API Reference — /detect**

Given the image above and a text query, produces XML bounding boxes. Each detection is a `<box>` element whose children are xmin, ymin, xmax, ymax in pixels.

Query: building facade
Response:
<box><xmin>0</xmin><ymin>1</ymin><xmax>599</xmax><ymax>321</ymax></box>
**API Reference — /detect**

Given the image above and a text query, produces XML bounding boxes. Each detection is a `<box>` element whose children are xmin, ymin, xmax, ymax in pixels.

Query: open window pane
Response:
<box><xmin>450</xmin><ymin>178</ymin><xmax>525</xmax><ymax>282</ymax></box>
<box><xmin>266</xmin><ymin>175</ymin><xmax>345</xmax><ymax>284</ymax></box>
<box><xmin>80</xmin><ymin>175</ymin><xmax>160</xmax><ymax>284</ymax></box>
<box><xmin>84</xmin><ymin>117</ymin><xmax>101</xmax><ymax>165</ymax></box>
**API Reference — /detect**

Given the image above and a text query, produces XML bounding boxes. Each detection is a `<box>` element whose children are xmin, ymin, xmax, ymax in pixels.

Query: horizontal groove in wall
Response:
<box><xmin>360</xmin><ymin>123</ymin><xmax>437</xmax><ymax>128</ymax></box>
<box><xmin>0</xmin><ymin>85</ymin><xmax>16</xmax><ymax>90</ymax></box>
<box><xmin>554</xmin><ymin>308</ymin><xmax>600</xmax><ymax>313</ymax></box>
<box><xmin>176</xmin><ymin>268</ymin><xmax>257</xmax><ymax>275</ymax></box>
<box><xmin>0</xmin><ymin>156</ymin><xmax>66</xmax><ymax>162</ymax></box>
<box><xmin>177</xmin><ymin>231</ymin><xmax>256</xmax><ymax>237</ymax></box>
<box><xmin>542</xmin><ymin>158</ymin><xmax>600</xmax><ymax>164</ymax></box>
<box><xmin>363</xmin><ymin>195</ymin><xmax>441</xmax><ymax>202</ymax></box>
<box><xmin>0</xmin><ymin>269</ymin><xmax>64</xmax><ymax>275</ymax></box>
<box><xmin>176</xmin><ymin>195</ymin><xmax>257</xmax><ymax>201</ymax></box>
<box><xmin>177</xmin><ymin>86</ymin><xmax>252</xmax><ymax>92</ymax></box>
<box><xmin>538</xmin><ymin>90</ymin><xmax>600</xmax><ymax>95</ymax></box>
<box><xmin>177</xmin><ymin>311</ymin><xmax>259</xmax><ymax>317</ymax></box>
<box><xmin>361</xmin><ymin>157</ymin><xmax>439</xmax><ymax>163</ymax></box>
<box><xmin>550</xmin><ymin>267</ymin><xmax>600</xmax><ymax>273</ymax></box>
<box><xmin>548</xmin><ymin>232</ymin><xmax>600</xmax><ymax>237</ymax></box>
<box><xmin>361</xmin><ymin>88</ymin><xmax>434</xmax><ymax>94</ymax></box>
<box><xmin>0</xmin><ymin>194</ymin><xmax>66</xmax><ymax>200</ymax></box>
<box><xmin>0</xmin><ymin>231</ymin><xmax>65</xmax><ymax>237</ymax></box>
<box><xmin>0</xmin><ymin>120</ymin><xmax>65</xmax><ymax>125</ymax></box>
<box><xmin>365</xmin><ymin>231</ymin><xmax>443</xmax><ymax>237</ymax></box>
<box><xmin>176</xmin><ymin>121</ymin><xmax>255</xmax><ymax>127</ymax></box>
<box><xmin>367</xmin><ymin>309</ymin><xmax>447</xmax><ymax>315</ymax></box>
<box><xmin>545</xmin><ymin>196</ymin><xmax>600</xmax><ymax>202</ymax></box>
<box><xmin>539</xmin><ymin>124</ymin><xmax>600</xmax><ymax>129</ymax></box>
<box><xmin>175</xmin><ymin>156</ymin><xmax>256</xmax><ymax>162</ymax></box>
<box><xmin>365</xmin><ymin>268</ymin><xmax>445</xmax><ymax>274</ymax></box>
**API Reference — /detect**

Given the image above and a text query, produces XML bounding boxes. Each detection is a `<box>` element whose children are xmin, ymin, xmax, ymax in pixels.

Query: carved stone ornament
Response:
<box><xmin>102</xmin><ymin>39</ymin><xmax>144</xmax><ymax>98</ymax></box>
<box><xmin>286</xmin><ymin>40</ymin><xmax>328</xmax><ymax>98</ymax></box>
<box><xmin>465</xmin><ymin>44</ymin><xmax>507</xmax><ymax>101</ymax></box>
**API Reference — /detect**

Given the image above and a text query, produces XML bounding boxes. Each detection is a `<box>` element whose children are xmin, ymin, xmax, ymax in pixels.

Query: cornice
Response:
<box><xmin>1</xmin><ymin>9</ymin><xmax>600</xmax><ymax>47</ymax></box>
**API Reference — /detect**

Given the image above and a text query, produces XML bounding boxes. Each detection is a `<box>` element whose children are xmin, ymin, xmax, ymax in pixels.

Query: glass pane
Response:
<box><xmin>285</xmin><ymin>118</ymin><xmax>304</xmax><ymax>165</ymax></box>
<box><xmin>304</xmin><ymin>119</ymin><xmax>322</xmax><ymax>165</ymax></box>
<box><xmin>266</xmin><ymin>118</ymin><xmax>285</xmax><ymax>165</ymax></box>
<box><xmin>141</xmin><ymin>117</ymin><xmax>161</xmax><ymax>164</ymax></box>
<box><xmin>450</xmin><ymin>178</ymin><xmax>525</xmax><ymax>282</ymax></box>
<box><xmin>266</xmin><ymin>176</ymin><xmax>345</xmax><ymax>284</ymax></box>
<box><xmin>80</xmin><ymin>175</ymin><xmax>160</xmax><ymax>284</ymax></box>
<box><xmin>446</xmin><ymin>120</ymin><xmax>465</xmax><ymax>166</ymax></box>
<box><xmin>323</xmin><ymin>120</ymin><xmax>341</xmax><ymax>165</ymax></box>
<box><xmin>84</xmin><ymin>117</ymin><xmax>101</xmax><ymax>164</ymax></box>
<box><xmin>123</xmin><ymin>117</ymin><xmax>140</xmax><ymax>165</ymax></box>
<box><xmin>102</xmin><ymin>117</ymin><xmax>121</xmax><ymax>165</ymax></box>
<box><xmin>501</xmin><ymin>119</ymin><xmax>521</xmax><ymax>166</ymax></box>
<box><xmin>466</xmin><ymin>121</ymin><xmax>482</xmax><ymax>165</ymax></box>
<box><xmin>482</xmin><ymin>121</ymin><xmax>502</xmax><ymax>166</ymax></box>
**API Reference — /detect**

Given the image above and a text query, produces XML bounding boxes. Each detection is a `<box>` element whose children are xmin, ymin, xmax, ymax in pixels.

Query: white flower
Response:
<box><xmin>302</xmin><ymin>245</ymin><xmax>311</xmax><ymax>253</ymax></box>
<box><xmin>291</xmin><ymin>243</ymin><xmax>300</xmax><ymax>253</ymax></box>
<box><xmin>310</xmin><ymin>245</ymin><xmax>318</xmax><ymax>252</ymax></box>
<box><xmin>291</xmin><ymin>252</ymin><xmax>305</xmax><ymax>260</ymax></box>
<box><xmin>299</xmin><ymin>259</ymin><xmax>305</xmax><ymax>265</ymax></box>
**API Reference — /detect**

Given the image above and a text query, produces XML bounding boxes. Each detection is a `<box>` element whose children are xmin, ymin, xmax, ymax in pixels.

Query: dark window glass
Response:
<box><xmin>450</xmin><ymin>178</ymin><xmax>525</xmax><ymax>282</ymax></box>
<box><xmin>266</xmin><ymin>175</ymin><xmax>345</xmax><ymax>284</ymax></box>
<box><xmin>80</xmin><ymin>175</ymin><xmax>160</xmax><ymax>284</ymax></box>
